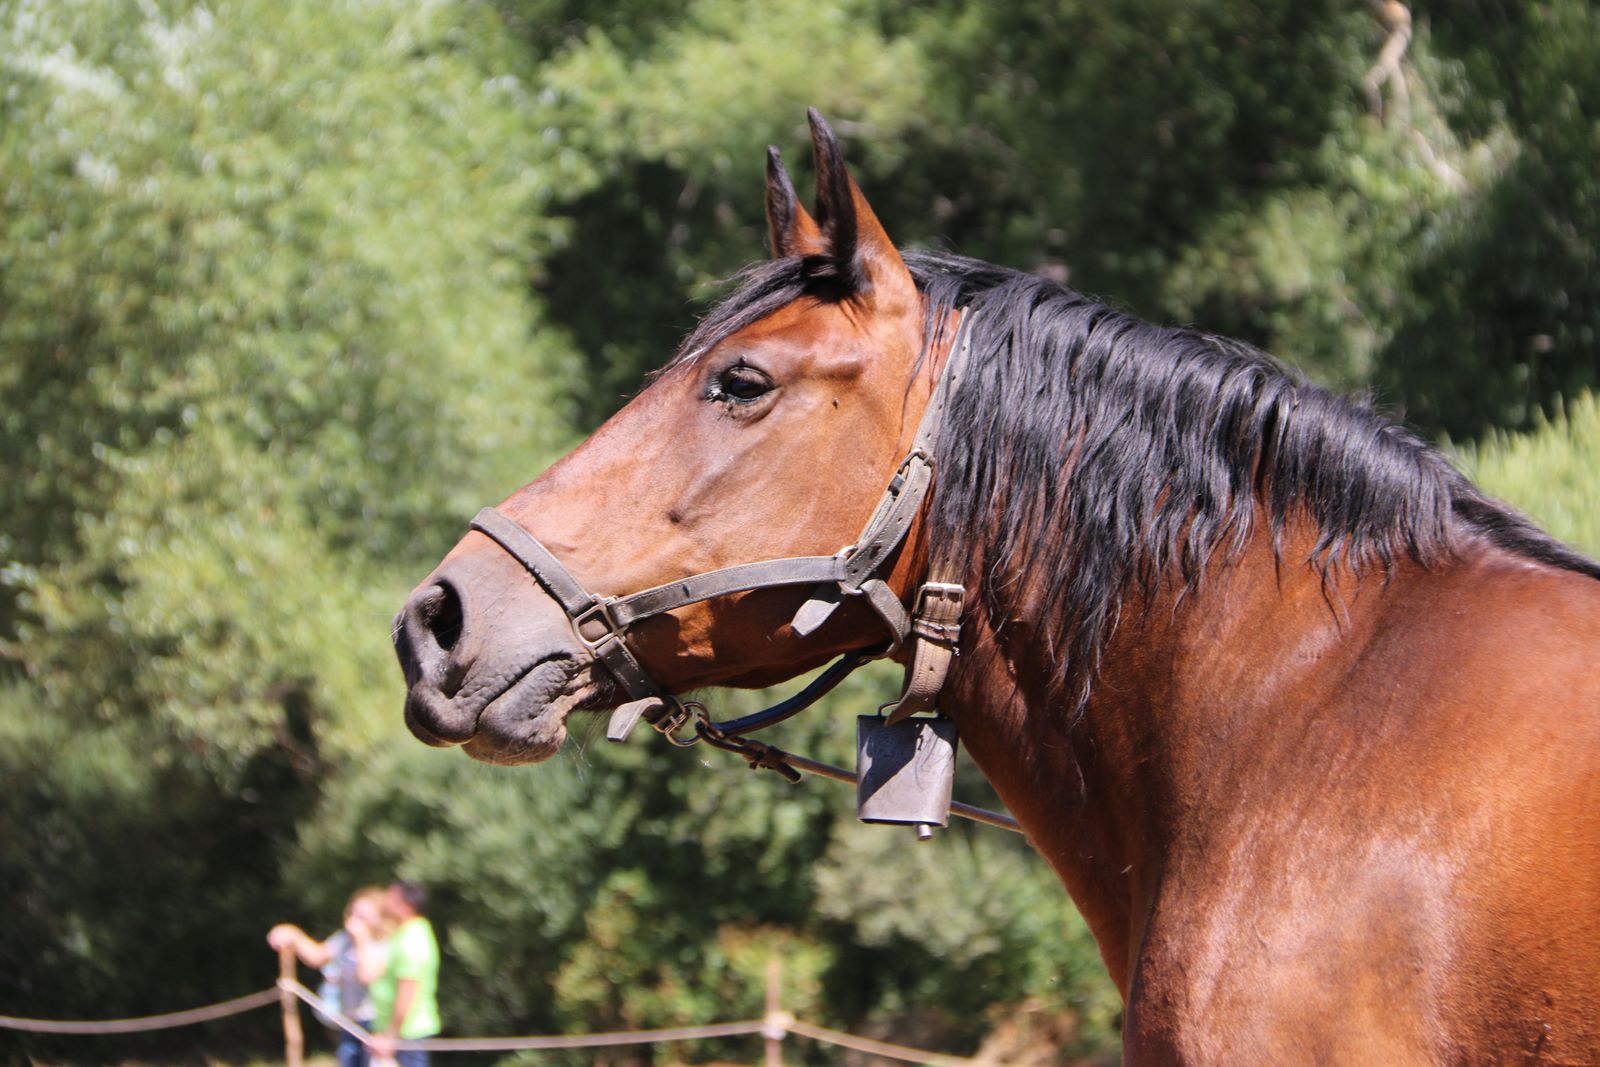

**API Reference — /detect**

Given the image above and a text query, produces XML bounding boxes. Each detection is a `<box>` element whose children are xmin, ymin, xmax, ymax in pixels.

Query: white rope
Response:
<box><xmin>277</xmin><ymin>979</ymin><xmax>372</xmax><ymax>1045</ymax></box>
<box><xmin>281</xmin><ymin>979</ymin><xmax>769</xmax><ymax>1051</ymax></box>
<box><xmin>788</xmin><ymin>1017</ymin><xmax>1004</xmax><ymax>1066</ymax></box>
<box><xmin>0</xmin><ymin>988</ymin><xmax>281</xmax><ymax>1034</ymax></box>
<box><xmin>4</xmin><ymin>974</ymin><xmax>1018</xmax><ymax>1064</ymax></box>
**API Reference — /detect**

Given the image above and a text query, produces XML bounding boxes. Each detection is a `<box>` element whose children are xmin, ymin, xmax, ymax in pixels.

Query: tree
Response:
<box><xmin>1380</xmin><ymin>1</ymin><xmax>1600</xmax><ymax>436</ymax></box>
<box><xmin>0</xmin><ymin>0</ymin><xmax>574</xmax><ymax>1044</ymax></box>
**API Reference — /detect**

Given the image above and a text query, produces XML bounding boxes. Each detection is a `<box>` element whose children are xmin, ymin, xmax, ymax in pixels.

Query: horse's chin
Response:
<box><xmin>461</xmin><ymin>725</ymin><xmax>566</xmax><ymax>766</ymax></box>
<box><xmin>408</xmin><ymin>657</ymin><xmax>600</xmax><ymax>766</ymax></box>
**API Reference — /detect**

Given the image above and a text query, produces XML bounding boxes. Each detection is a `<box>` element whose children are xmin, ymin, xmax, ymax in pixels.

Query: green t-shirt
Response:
<box><xmin>369</xmin><ymin>917</ymin><xmax>441</xmax><ymax>1039</ymax></box>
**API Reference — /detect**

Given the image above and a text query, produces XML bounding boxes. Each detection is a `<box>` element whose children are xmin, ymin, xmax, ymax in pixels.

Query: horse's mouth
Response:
<box><xmin>405</xmin><ymin>654</ymin><xmax>603</xmax><ymax>765</ymax></box>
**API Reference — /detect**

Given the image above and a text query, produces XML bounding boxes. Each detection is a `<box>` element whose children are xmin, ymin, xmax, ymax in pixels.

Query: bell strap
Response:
<box><xmin>884</xmin><ymin>578</ymin><xmax>964</xmax><ymax>723</ymax></box>
<box><xmin>878</xmin><ymin>313</ymin><xmax>977</xmax><ymax>721</ymax></box>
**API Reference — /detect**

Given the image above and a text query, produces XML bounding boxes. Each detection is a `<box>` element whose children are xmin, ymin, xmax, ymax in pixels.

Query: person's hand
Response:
<box><xmin>370</xmin><ymin>1032</ymin><xmax>397</xmax><ymax>1059</ymax></box>
<box><xmin>266</xmin><ymin>924</ymin><xmax>300</xmax><ymax>951</ymax></box>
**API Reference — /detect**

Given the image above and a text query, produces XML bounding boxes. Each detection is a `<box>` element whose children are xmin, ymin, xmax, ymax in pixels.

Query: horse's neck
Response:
<box><xmin>947</xmin><ymin>527</ymin><xmax>1406</xmax><ymax>993</ymax></box>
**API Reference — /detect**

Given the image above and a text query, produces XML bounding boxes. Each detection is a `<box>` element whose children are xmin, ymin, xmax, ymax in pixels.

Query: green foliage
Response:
<box><xmin>908</xmin><ymin>0</ymin><xmax>1374</xmax><ymax>302</ymax></box>
<box><xmin>1381</xmin><ymin>1</ymin><xmax>1600</xmax><ymax>435</ymax></box>
<box><xmin>0</xmin><ymin>0</ymin><xmax>573</xmax><ymax>1050</ymax></box>
<box><xmin>524</xmin><ymin>0</ymin><xmax>934</xmax><ymax>428</ymax></box>
<box><xmin>517</xmin><ymin>0</ymin><xmax>1597</xmax><ymax>440</ymax></box>
<box><xmin>814</xmin><ymin>822</ymin><xmax>1121</xmax><ymax>1057</ymax></box>
<box><xmin>1162</xmin><ymin>56</ymin><xmax>1506</xmax><ymax>390</ymax></box>
<box><xmin>1454</xmin><ymin>391</ymin><xmax>1600</xmax><ymax>555</ymax></box>
<box><xmin>0</xmin><ymin>0</ymin><xmax>575</xmax><ymax>760</ymax></box>
<box><xmin>0</xmin><ymin>683</ymin><xmax>304</xmax><ymax>1056</ymax></box>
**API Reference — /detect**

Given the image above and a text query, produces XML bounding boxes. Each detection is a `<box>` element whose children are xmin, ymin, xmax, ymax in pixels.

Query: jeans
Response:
<box><xmin>336</xmin><ymin>1028</ymin><xmax>369</xmax><ymax>1067</ymax></box>
<box><xmin>394</xmin><ymin>1051</ymin><xmax>430</xmax><ymax>1067</ymax></box>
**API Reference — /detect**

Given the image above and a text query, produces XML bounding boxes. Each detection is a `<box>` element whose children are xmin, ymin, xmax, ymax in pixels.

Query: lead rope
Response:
<box><xmin>684</xmin><ymin>704</ymin><xmax>1023</xmax><ymax>834</ymax></box>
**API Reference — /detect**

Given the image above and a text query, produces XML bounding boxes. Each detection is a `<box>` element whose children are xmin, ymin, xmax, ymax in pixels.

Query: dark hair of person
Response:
<box><xmin>391</xmin><ymin>879</ymin><xmax>428</xmax><ymax>914</ymax></box>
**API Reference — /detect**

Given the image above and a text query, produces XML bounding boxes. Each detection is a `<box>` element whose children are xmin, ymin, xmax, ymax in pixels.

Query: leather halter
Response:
<box><xmin>468</xmin><ymin>309</ymin><xmax>974</xmax><ymax>744</ymax></box>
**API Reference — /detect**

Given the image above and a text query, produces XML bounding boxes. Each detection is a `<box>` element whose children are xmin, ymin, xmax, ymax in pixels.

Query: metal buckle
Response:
<box><xmin>879</xmin><ymin>449</ymin><xmax>933</xmax><ymax>499</ymax></box>
<box><xmin>916</xmin><ymin>581</ymin><xmax>965</xmax><ymax>612</ymax></box>
<box><xmin>911</xmin><ymin>581</ymin><xmax>964</xmax><ymax>645</ymax></box>
<box><xmin>895</xmin><ymin>447</ymin><xmax>933</xmax><ymax>479</ymax></box>
<box><xmin>571</xmin><ymin>598</ymin><xmax>622</xmax><ymax>650</ymax></box>
<box><xmin>652</xmin><ymin>699</ymin><xmax>704</xmax><ymax>747</ymax></box>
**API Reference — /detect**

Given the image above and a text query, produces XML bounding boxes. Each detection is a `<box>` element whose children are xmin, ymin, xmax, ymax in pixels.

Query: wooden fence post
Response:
<box><xmin>278</xmin><ymin>945</ymin><xmax>303</xmax><ymax>1067</ymax></box>
<box><xmin>764</xmin><ymin>955</ymin><xmax>785</xmax><ymax>1067</ymax></box>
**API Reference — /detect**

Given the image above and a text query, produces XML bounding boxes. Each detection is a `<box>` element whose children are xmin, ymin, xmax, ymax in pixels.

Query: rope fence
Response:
<box><xmin>0</xmin><ymin>955</ymin><xmax>1019</xmax><ymax>1066</ymax></box>
<box><xmin>0</xmin><ymin>989</ymin><xmax>281</xmax><ymax>1035</ymax></box>
<box><xmin>282</xmin><ymin>978</ymin><xmax>771</xmax><ymax>1052</ymax></box>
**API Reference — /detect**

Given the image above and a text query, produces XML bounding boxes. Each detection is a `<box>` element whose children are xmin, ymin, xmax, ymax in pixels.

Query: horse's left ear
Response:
<box><xmin>766</xmin><ymin>146</ymin><xmax>826</xmax><ymax>258</ymax></box>
<box><xmin>806</xmin><ymin>108</ymin><xmax>917</xmax><ymax>310</ymax></box>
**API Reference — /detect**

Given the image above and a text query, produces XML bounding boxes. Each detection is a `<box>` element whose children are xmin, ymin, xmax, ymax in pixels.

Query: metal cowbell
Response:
<box><xmin>856</xmin><ymin>715</ymin><xmax>959</xmax><ymax>838</ymax></box>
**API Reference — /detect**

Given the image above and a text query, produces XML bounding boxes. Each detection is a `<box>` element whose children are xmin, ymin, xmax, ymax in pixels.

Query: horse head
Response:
<box><xmin>393</xmin><ymin>111</ymin><xmax>957</xmax><ymax>765</ymax></box>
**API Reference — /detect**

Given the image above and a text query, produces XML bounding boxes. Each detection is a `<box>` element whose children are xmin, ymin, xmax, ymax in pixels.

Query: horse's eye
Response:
<box><xmin>716</xmin><ymin>365</ymin><xmax>774</xmax><ymax>404</ymax></box>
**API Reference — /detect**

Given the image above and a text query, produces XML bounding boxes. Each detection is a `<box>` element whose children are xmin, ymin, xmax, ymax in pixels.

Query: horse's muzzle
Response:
<box><xmin>393</xmin><ymin>549</ymin><xmax>592</xmax><ymax>761</ymax></box>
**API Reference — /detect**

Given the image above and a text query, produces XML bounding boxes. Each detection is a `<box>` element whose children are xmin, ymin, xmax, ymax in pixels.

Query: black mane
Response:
<box><xmin>675</xmin><ymin>250</ymin><xmax>1600</xmax><ymax>708</ymax></box>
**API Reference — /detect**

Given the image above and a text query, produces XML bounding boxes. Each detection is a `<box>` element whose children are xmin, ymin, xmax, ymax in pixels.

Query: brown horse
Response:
<box><xmin>395</xmin><ymin>111</ymin><xmax>1600</xmax><ymax>1063</ymax></box>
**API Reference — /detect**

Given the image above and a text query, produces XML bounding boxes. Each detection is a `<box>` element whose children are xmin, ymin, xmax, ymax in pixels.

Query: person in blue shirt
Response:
<box><xmin>269</xmin><ymin>886</ymin><xmax>391</xmax><ymax>1067</ymax></box>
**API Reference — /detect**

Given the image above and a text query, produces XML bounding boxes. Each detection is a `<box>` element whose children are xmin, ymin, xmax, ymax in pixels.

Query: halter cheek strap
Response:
<box><xmin>468</xmin><ymin>309</ymin><xmax>976</xmax><ymax>742</ymax></box>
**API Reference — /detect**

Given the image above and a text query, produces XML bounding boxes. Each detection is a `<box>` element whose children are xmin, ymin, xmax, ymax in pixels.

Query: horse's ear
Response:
<box><xmin>765</xmin><ymin>146</ymin><xmax>825</xmax><ymax>258</ymax></box>
<box><xmin>806</xmin><ymin>108</ymin><xmax>916</xmax><ymax>308</ymax></box>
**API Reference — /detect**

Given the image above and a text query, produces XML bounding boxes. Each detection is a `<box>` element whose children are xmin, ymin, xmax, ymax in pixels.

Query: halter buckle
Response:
<box><xmin>894</xmin><ymin>447</ymin><xmax>933</xmax><ymax>482</ymax></box>
<box><xmin>572</xmin><ymin>598</ymin><xmax>623</xmax><ymax>650</ymax></box>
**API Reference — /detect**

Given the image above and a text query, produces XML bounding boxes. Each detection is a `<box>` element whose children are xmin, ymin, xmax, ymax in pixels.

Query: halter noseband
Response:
<box><xmin>468</xmin><ymin>309</ymin><xmax>974</xmax><ymax>749</ymax></box>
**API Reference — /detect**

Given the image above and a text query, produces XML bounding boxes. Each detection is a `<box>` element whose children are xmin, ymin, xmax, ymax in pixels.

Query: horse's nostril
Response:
<box><xmin>419</xmin><ymin>582</ymin><xmax>465</xmax><ymax>653</ymax></box>
<box><xmin>395</xmin><ymin>581</ymin><xmax>473</xmax><ymax>697</ymax></box>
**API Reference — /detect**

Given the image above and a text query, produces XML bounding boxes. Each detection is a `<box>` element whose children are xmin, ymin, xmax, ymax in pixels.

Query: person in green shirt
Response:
<box><xmin>368</xmin><ymin>880</ymin><xmax>441</xmax><ymax>1067</ymax></box>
